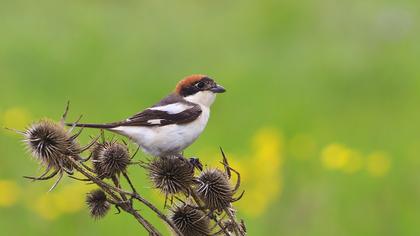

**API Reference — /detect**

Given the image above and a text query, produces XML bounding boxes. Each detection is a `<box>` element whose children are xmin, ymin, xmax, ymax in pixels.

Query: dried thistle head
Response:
<box><xmin>91</xmin><ymin>141</ymin><xmax>130</xmax><ymax>178</ymax></box>
<box><xmin>144</xmin><ymin>156</ymin><xmax>194</xmax><ymax>196</ymax></box>
<box><xmin>24</xmin><ymin>120</ymin><xmax>79</xmax><ymax>171</ymax></box>
<box><xmin>86</xmin><ymin>189</ymin><xmax>110</xmax><ymax>219</ymax></box>
<box><xmin>196</xmin><ymin>168</ymin><xmax>234</xmax><ymax>211</ymax></box>
<box><xmin>171</xmin><ymin>204</ymin><xmax>210</xmax><ymax>236</ymax></box>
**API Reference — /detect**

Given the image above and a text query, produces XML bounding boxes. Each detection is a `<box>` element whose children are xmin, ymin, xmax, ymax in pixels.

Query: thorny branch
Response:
<box><xmin>10</xmin><ymin>103</ymin><xmax>246</xmax><ymax>236</ymax></box>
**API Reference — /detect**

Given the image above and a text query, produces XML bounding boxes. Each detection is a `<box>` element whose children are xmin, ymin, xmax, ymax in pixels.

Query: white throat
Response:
<box><xmin>184</xmin><ymin>91</ymin><xmax>216</xmax><ymax>107</ymax></box>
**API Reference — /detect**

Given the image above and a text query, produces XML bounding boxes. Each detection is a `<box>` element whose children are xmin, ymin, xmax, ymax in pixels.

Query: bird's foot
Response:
<box><xmin>167</xmin><ymin>154</ymin><xmax>203</xmax><ymax>171</ymax></box>
<box><xmin>188</xmin><ymin>157</ymin><xmax>203</xmax><ymax>171</ymax></box>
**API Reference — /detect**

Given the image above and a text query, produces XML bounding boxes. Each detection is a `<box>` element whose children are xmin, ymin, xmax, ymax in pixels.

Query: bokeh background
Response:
<box><xmin>1</xmin><ymin>0</ymin><xmax>419</xmax><ymax>235</ymax></box>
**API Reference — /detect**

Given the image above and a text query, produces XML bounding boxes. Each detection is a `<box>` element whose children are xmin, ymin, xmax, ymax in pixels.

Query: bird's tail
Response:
<box><xmin>65</xmin><ymin>123</ymin><xmax>117</xmax><ymax>129</ymax></box>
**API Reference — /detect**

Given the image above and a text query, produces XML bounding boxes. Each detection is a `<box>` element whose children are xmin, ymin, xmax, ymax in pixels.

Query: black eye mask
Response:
<box><xmin>180</xmin><ymin>77</ymin><xmax>215</xmax><ymax>97</ymax></box>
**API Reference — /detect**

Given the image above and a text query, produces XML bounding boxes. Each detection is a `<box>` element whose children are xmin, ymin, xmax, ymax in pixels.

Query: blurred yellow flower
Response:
<box><xmin>29</xmin><ymin>182</ymin><xmax>94</xmax><ymax>220</ymax></box>
<box><xmin>0</xmin><ymin>180</ymin><xmax>20</xmax><ymax>207</ymax></box>
<box><xmin>321</xmin><ymin>144</ymin><xmax>391</xmax><ymax>177</ymax></box>
<box><xmin>366</xmin><ymin>152</ymin><xmax>391</xmax><ymax>177</ymax></box>
<box><xmin>2</xmin><ymin>107</ymin><xmax>31</xmax><ymax>132</ymax></box>
<box><xmin>321</xmin><ymin>144</ymin><xmax>350</xmax><ymax>170</ymax></box>
<box><xmin>237</xmin><ymin>128</ymin><xmax>283</xmax><ymax>217</ymax></box>
<box><xmin>252</xmin><ymin>128</ymin><xmax>283</xmax><ymax>169</ymax></box>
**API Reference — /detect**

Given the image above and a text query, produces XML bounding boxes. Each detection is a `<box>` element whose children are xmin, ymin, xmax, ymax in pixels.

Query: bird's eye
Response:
<box><xmin>195</xmin><ymin>81</ymin><xmax>205</xmax><ymax>89</ymax></box>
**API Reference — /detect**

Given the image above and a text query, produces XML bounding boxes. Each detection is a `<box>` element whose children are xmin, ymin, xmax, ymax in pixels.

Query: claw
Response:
<box><xmin>189</xmin><ymin>157</ymin><xmax>203</xmax><ymax>171</ymax></box>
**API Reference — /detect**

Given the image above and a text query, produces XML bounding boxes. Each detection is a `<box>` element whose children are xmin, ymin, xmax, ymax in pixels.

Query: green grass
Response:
<box><xmin>1</xmin><ymin>0</ymin><xmax>420</xmax><ymax>235</ymax></box>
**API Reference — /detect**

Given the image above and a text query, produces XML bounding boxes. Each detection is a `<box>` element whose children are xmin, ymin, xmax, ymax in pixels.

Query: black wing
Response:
<box><xmin>66</xmin><ymin>94</ymin><xmax>202</xmax><ymax>128</ymax></box>
<box><xmin>122</xmin><ymin>105</ymin><xmax>202</xmax><ymax>127</ymax></box>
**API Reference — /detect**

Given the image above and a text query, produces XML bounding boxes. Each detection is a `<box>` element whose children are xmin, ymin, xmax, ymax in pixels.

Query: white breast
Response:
<box><xmin>111</xmin><ymin>105</ymin><xmax>210</xmax><ymax>157</ymax></box>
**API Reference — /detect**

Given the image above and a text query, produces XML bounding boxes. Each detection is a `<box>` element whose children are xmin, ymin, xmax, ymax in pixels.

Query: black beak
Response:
<box><xmin>210</xmin><ymin>84</ymin><xmax>226</xmax><ymax>93</ymax></box>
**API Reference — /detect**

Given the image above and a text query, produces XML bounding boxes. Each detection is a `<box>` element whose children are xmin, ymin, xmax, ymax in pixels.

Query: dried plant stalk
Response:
<box><xmin>10</xmin><ymin>104</ymin><xmax>246</xmax><ymax>236</ymax></box>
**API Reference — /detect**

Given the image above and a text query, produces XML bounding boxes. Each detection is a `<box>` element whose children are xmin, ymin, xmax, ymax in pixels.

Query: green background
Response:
<box><xmin>1</xmin><ymin>0</ymin><xmax>420</xmax><ymax>235</ymax></box>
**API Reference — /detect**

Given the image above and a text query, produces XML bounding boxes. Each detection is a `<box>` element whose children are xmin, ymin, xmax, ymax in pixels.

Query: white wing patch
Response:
<box><xmin>149</xmin><ymin>103</ymin><xmax>193</xmax><ymax>114</ymax></box>
<box><xmin>147</xmin><ymin>119</ymin><xmax>163</xmax><ymax>125</ymax></box>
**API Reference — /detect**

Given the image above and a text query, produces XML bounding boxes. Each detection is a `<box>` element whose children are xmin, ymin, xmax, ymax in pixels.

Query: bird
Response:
<box><xmin>67</xmin><ymin>75</ymin><xmax>226</xmax><ymax>157</ymax></box>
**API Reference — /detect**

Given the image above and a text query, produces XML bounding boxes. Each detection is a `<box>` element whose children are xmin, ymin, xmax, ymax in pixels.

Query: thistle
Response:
<box><xmin>91</xmin><ymin>141</ymin><xmax>131</xmax><ymax>179</ymax></box>
<box><xmin>86</xmin><ymin>189</ymin><xmax>110</xmax><ymax>219</ymax></box>
<box><xmin>196</xmin><ymin>168</ymin><xmax>234</xmax><ymax>211</ymax></box>
<box><xmin>144</xmin><ymin>156</ymin><xmax>195</xmax><ymax>196</ymax></box>
<box><xmin>18</xmin><ymin>119</ymin><xmax>85</xmax><ymax>191</ymax></box>
<box><xmin>13</xmin><ymin>102</ymin><xmax>101</xmax><ymax>191</ymax></box>
<box><xmin>24</xmin><ymin>120</ymin><xmax>79</xmax><ymax>171</ymax></box>
<box><xmin>171</xmin><ymin>204</ymin><xmax>210</xmax><ymax>236</ymax></box>
<box><xmin>10</xmin><ymin>102</ymin><xmax>246</xmax><ymax>236</ymax></box>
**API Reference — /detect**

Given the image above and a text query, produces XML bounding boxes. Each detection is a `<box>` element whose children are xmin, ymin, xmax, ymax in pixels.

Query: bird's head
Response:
<box><xmin>175</xmin><ymin>75</ymin><xmax>226</xmax><ymax>107</ymax></box>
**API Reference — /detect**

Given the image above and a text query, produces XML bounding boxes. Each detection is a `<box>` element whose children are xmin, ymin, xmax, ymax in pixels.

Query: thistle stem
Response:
<box><xmin>67</xmin><ymin>156</ymin><xmax>184</xmax><ymax>236</ymax></box>
<box><xmin>126</xmin><ymin>192</ymin><xmax>184</xmax><ymax>236</ymax></box>
<box><xmin>19</xmin><ymin>105</ymin><xmax>245</xmax><ymax>236</ymax></box>
<box><xmin>67</xmin><ymin>157</ymin><xmax>162</xmax><ymax>236</ymax></box>
<box><xmin>224</xmin><ymin>208</ymin><xmax>242</xmax><ymax>236</ymax></box>
<box><xmin>190</xmin><ymin>190</ymin><xmax>230</xmax><ymax>236</ymax></box>
<box><xmin>122</xmin><ymin>204</ymin><xmax>161</xmax><ymax>236</ymax></box>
